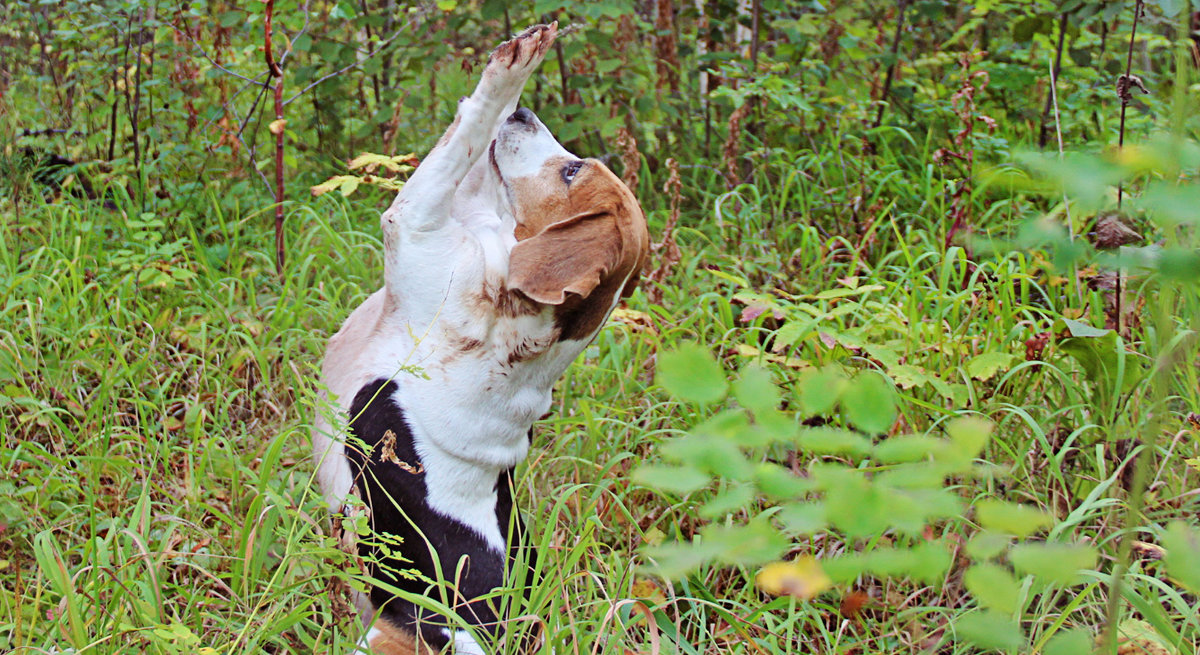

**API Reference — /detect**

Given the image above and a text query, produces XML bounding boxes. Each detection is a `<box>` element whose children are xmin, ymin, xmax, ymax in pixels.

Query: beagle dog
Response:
<box><xmin>311</xmin><ymin>24</ymin><xmax>648</xmax><ymax>655</ymax></box>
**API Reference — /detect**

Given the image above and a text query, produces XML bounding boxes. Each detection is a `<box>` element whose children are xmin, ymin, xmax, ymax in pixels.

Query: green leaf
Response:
<box><xmin>796</xmin><ymin>367</ymin><xmax>846</xmax><ymax>416</ymax></box>
<box><xmin>955</xmin><ymin>610</ymin><xmax>1025</xmax><ymax>651</ymax></box>
<box><xmin>842</xmin><ymin>372</ymin><xmax>896</xmax><ymax>434</ymax></box>
<box><xmin>1162</xmin><ymin>521</ymin><xmax>1200</xmax><ymax>593</ymax></box>
<box><xmin>755</xmin><ymin>463</ymin><xmax>814</xmax><ymax>501</ymax></box>
<box><xmin>775</xmin><ymin>502</ymin><xmax>828</xmax><ymax>534</ymax></box>
<box><xmin>965</xmin><ymin>531</ymin><xmax>1011</xmax><ymax>560</ymax></box>
<box><xmin>864</xmin><ymin>542</ymin><xmax>952</xmax><ymax>583</ymax></box>
<box><xmin>1009</xmin><ymin>542</ymin><xmax>1097</xmax><ymax>585</ymax></box>
<box><xmin>966</xmin><ymin>352</ymin><xmax>1015</xmax><ymax>381</ymax></box>
<box><xmin>796</xmin><ymin>427</ymin><xmax>872</xmax><ymax>457</ymax></box>
<box><xmin>1044</xmin><ymin>628</ymin><xmax>1094</xmax><ymax>655</ymax></box>
<box><xmin>733</xmin><ymin>365</ymin><xmax>780</xmax><ymax>416</ymax></box>
<box><xmin>975</xmin><ymin>500</ymin><xmax>1054</xmax><ymax>538</ymax></box>
<box><xmin>1057</xmin><ymin>317</ymin><xmax>1109</xmax><ymax>338</ymax></box>
<box><xmin>965</xmin><ymin>563</ymin><xmax>1021</xmax><ymax>614</ymax></box>
<box><xmin>631</xmin><ymin>464</ymin><xmax>710</xmax><ymax>494</ymax></box>
<box><xmin>657</xmin><ymin>343</ymin><xmax>727</xmax><ymax>404</ymax></box>
<box><xmin>942</xmin><ymin>416</ymin><xmax>992</xmax><ymax>466</ymax></box>
<box><xmin>661</xmin><ymin>434</ymin><xmax>753</xmax><ymax>480</ymax></box>
<box><xmin>874</xmin><ymin>435</ymin><xmax>944</xmax><ymax>463</ymax></box>
<box><xmin>1053</xmin><ymin>320</ymin><xmax>1146</xmax><ymax>393</ymax></box>
<box><xmin>699</xmin><ymin>485</ymin><xmax>755</xmax><ymax>519</ymax></box>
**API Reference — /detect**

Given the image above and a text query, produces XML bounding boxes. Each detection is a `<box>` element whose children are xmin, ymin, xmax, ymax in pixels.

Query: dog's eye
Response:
<box><xmin>561</xmin><ymin>161</ymin><xmax>584</xmax><ymax>184</ymax></box>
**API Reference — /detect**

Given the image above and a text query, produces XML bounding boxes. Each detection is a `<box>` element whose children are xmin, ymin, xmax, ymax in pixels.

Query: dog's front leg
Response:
<box><xmin>381</xmin><ymin>23</ymin><xmax>557</xmax><ymax>235</ymax></box>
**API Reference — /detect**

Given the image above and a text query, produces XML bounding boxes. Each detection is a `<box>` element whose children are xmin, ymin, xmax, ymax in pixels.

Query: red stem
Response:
<box><xmin>264</xmin><ymin>0</ymin><xmax>285</xmax><ymax>275</ymax></box>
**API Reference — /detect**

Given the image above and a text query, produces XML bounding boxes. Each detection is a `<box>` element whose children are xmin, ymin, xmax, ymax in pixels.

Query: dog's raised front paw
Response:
<box><xmin>479</xmin><ymin>22</ymin><xmax>557</xmax><ymax>99</ymax></box>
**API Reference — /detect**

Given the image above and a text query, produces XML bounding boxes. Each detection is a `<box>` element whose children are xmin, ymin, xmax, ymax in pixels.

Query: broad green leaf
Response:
<box><xmin>775</xmin><ymin>503</ymin><xmax>827</xmax><ymax>535</ymax></box>
<box><xmin>661</xmin><ymin>434</ymin><xmax>753</xmax><ymax>480</ymax></box>
<box><xmin>965</xmin><ymin>563</ymin><xmax>1021</xmax><ymax>614</ymax></box>
<box><xmin>975</xmin><ymin>500</ymin><xmax>1054</xmax><ymax>538</ymax></box>
<box><xmin>1009</xmin><ymin>542</ymin><xmax>1097</xmax><ymax>585</ymax></box>
<box><xmin>1056</xmin><ymin>317</ymin><xmax>1109</xmax><ymax>338</ymax></box>
<box><xmin>1162</xmin><ymin>521</ymin><xmax>1200</xmax><ymax>593</ymax></box>
<box><xmin>865</xmin><ymin>542</ymin><xmax>952</xmax><ymax>583</ymax></box>
<box><xmin>1044</xmin><ymin>628</ymin><xmax>1094</xmax><ymax>655</ymax></box>
<box><xmin>631</xmin><ymin>464</ymin><xmax>709</xmax><ymax>494</ymax></box>
<box><xmin>825</xmin><ymin>476</ymin><xmax>892</xmax><ymax>537</ymax></box>
<box><xmin>942</xmin><ymin>416</ymin><xmax>993</xmax><ymax>466</ymax></box>
<box><xmin>889</xmin><ymin>364</ymin><xmax>933</xmax><ymax>390</ymax></box>
<box><xmin>796</xmin><ymin>427</ymin><xmax>871</xmax><ymax>457</ymax></box>
<box><xmin>796</xmin><ymin>367</ymin><xmax>846</xmax><ymax>416</ymax></box>
<box><xmin>1054</xmin><ymin>323</ymin><xmax>1146</xmax><ymax>393</ymax></box>
<box><xmin>842</xmin><ymin>373</ymin><xmax>896</xmax><ymax>434</ymax></box>
<box><xmin>657</xmin><ymin>343</ymin><xmax>727</xmax><ymax>404</ymax></box>
<box><xmin>704</xmin><ymin>520</ymin><xmax>791</xmax><ymax>568</ymax></box>
<box><xmin>955</xmin><ymin>610</ymin><xmax>1025</xmax><ymax>651</ymax></box>
<box><xmin>966</xmin><ymin>531</ymin><xmax>1012</xmax><ymax>560</ymax></box>
<box><xmin>966</xmin><ymin>352</ymin><xmax>1015</xmax><ymax>381</ymax></box>
<box><xmin>733</xmin><ymin>365</ymin><xmax>780</xmax><ymax>415</ymax></box>
<box><xmin>755</xmin><ymin>464</ymin><xmax>814</xmax><ymax>501</ymax></box>
<box><xmin>1138</xmin><ymin>179</ymin><xmax>1200</xmax><ymax>226</ymax></box>
<box><xmin>873</xmin><ymin>435</ymin><xmax>944</xmax><ymax>463</ymax></box>
<box><xmin>699</xmin><ymin>485</ymin><xmax>755</xmax><ymax>519</ymax></box>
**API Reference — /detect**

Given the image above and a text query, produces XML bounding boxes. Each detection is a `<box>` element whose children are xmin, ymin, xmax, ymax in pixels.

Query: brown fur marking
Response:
<box><xmin>504</xmin><ymin>157</ymin><xmax>649</xmax><ymax>340</ymax></box>
<box><xmin>367</xmin><ymin>621</ymin><xmax>439</xmax><ymax>655</ymax></box>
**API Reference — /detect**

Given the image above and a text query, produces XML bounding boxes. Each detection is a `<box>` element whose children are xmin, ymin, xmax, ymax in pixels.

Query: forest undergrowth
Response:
<box><xmin>1</xmin><ymin>1</ymin><xmax>1199</xmax><ymax>653</ymax></box>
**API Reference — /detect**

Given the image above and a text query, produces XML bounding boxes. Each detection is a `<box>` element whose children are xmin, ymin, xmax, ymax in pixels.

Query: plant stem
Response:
<box><xmin>873</xmin><ymin>0</ymin><xmax>911</xmax><ymax>129</ymax></box>
<box><xmin>265</xmin><ymin>0</ymin><xmax>286</xmax><ymax>276</ymax></box>
<box><xmin>1038</xmin><ymin>11</ymin><xmax>1070</xmax><ymax>149</ymax></box>
<box><xmin>1102</xmin><ymin>8</ymin><xmax>1146</xmax><ymax>648</ymax></box>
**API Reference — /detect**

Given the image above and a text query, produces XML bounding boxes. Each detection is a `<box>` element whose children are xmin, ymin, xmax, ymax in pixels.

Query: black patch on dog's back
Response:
<box><xmin>345</xmin><ymin>378</ymin><xmax>531</xmax><ymax>647</ymax></box>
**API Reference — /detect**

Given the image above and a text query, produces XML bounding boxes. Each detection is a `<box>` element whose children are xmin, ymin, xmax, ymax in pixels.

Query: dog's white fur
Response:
<box><xmin>312</xmin><ymin>24</ymin><xmax>647</xmax><ymax>654</ymax></box>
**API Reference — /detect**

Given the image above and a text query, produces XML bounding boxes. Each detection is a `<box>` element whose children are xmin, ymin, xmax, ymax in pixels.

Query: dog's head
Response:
<box><xmin>490</xmin><ymin>108</ymin><xmax>648</xmax><ymax>319</ymax></box>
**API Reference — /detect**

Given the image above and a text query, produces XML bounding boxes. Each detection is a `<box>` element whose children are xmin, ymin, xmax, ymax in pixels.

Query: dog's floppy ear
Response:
<box><xmin>508</xmin><ymin>211</ymin><xmax>622</xmax><ymax>305</ymax></box>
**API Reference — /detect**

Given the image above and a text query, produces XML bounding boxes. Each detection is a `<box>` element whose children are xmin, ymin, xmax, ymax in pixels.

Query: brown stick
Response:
<box><xmin>265</xmin><ymin>0</ymin><xmax>286</xmax><ymax>276</ymax></box>
<box><xmin>1101</xmin><ymin>5</ymin><xmax>1145</xmax><ymax>646</ymax></box>
<box><xmin>1038</xmin><ymin>11</ymin><xmax>1070</xmax><ymax>149</ymax></box>
<box><xmin>873</xmin><ymin>0</ymin><xmax>911</xmax><ymax>129</ymax></box>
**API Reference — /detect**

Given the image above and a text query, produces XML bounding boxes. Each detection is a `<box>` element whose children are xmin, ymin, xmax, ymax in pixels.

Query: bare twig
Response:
<box><xmin>1038</xmin><ymin>11</ymin><xmax>1070</xmax><ymax>149</ymax></box>
<box><xmin>873</xmin><ymin>0</ymin><xmax>911</xmax><ymax>129</ymax></box>
<box><xmin>1102</xmin><ymin>6</ymin><xmax>1147</xmax><ymax>646</ymax></box>
<box><xmin>1048</xmin><ymin>54</ymin><xmax>1083</xmax><ymax>305</ymax></box>
<box><xmin>173</xmin><ymin>24</ymin><xmax>271</xmax><ymax>89</ymax></box>
<box><xmin>1116</xmin><ymin>2</ymin><xmax>1146</xmax><ymax>211</ymax></box>
<box><xmin>282</xmin><ymin>19</ymin><xmax>415</xmax><ymax>106</ymax></box>
<box><xmin>265</xmin><ymin>0</ymin><xmax>286</xmax><ymax>276</ymax></box>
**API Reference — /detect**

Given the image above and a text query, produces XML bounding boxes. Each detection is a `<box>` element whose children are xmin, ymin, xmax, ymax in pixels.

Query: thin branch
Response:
<box><xmin>1038</xmin><ymin>11</ymin><xmax>1070</xmax><ymax>149</ymax></box>
<box><xmin>872</xmin><ymin>0</ymin><xmax>911</xmax><ymax>129</ymax></box>
<box><xmin>1102</xmin><ymin>7</ymin><xmax>1146</xmax><ymax>647</ymax></box>
<box><xmin>173</xmin><ymin>24</ymin><xmax>271</xmax><ymax>89</ymax></box>
<box><xmin>278</xmin><ymin>0</ymin><xmax>312</xmax><ymax>67</ymax></box>
<box><xmin>282</xmin><ymin>18</ymin><xmax>416</xmax><ymax>106</ymax></box>
<box><xmin>265</xmin><ymin>0</ymin><xmax>285</xmax><ymax>276</ymax></box>
<box><xmin>1049</xmin><ymin>54</ymin><xmax>1083</xmax><ymax>305</ymax></box>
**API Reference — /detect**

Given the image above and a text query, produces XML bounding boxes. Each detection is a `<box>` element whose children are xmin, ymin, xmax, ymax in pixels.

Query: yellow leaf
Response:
<box><xmin>734</xmin><ymin>344</ymin><xmax>810</xmax><ymax>369</ymax></box>
<box><xmin>608</xmin><ymin>307</ymin><xmax>657</xmax><ymax>335</ymax></box>
<box><xmin>756</xmin><ymin>557</ymin><xmax>831</xmax><ymax>600</ymax></box>
<box><xmin>268</xmin><ymin>119</ymin><xmax>287</xmax><ymax>135</ymax></box>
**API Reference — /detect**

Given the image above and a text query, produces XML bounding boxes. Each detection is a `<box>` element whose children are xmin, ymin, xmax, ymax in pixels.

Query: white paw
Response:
<box><xmin>479</xmin><ymin>23</ymin><xmax>558</xmax><ymax>100</ymax></box>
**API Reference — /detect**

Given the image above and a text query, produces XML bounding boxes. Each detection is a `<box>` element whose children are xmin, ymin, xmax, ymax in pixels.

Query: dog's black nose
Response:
<box><xmin>507</xmin><ymin>107</ymin><xmax>535</xmax><ymax>125</ymax></box>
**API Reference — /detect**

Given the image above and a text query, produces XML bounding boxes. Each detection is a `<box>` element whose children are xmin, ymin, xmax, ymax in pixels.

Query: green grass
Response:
<box><xmin>3</xmin><ymin>147</ymin><xmax>1197</xmax><ymax>653</ymax></box>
